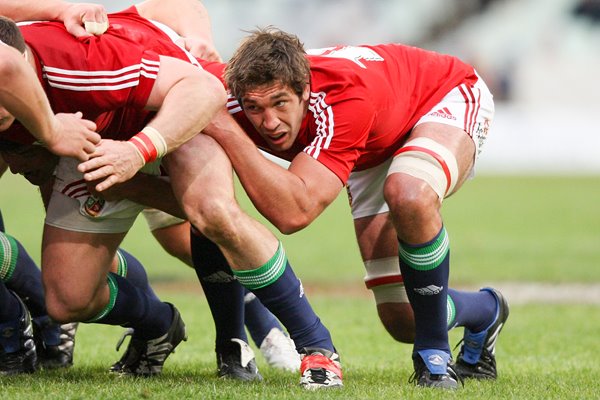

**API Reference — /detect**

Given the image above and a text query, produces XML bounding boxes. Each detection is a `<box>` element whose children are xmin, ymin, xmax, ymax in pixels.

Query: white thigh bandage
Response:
<box><xmin>363</xmin><ymin>257</ymin><xmax>409</xmax><ymax>304</ymax></box>
<box><xmin>142</xmin><ymin>208</ymin><xmax>186</xmax><ymax>232</ymax></box>
<box><xmin>387</xmin><ymin>137</ymin><xmax>459</xmax><ymax>199</ymax></box>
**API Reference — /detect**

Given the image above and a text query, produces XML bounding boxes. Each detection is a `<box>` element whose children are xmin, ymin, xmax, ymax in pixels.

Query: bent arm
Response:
<box><xmin>144</xmin><ymin>55</ymin><xmax>226</xmax><ymax>151</ymax></box>
<box><xmin>0</xmin><ymin>0</ymin><xmax>107</xmax><ymax>37</ymax></box>
<box><xmin>78</xmin><ymin>56</ymin><xmax>226</xmax><ymax>191</ymax></box>
<box><xmin>136</xmin><ymin>0</ymin><xmax>214</xmax><ymax>42</ymax></box>
<box><xmin>204</xmin><ymin>110</ymin><xmax>343</xmax><ymax>234</ymax></box>
<box><xmin>0</xmin><ymin>45</ymin><xmax>56</xmax><ymax>140</ymax></box>
<box><xmin>136</xmin><ymin>0</ymin><xmax>221</xmax><ymax>61</ymax></box>
<box><xmin>0</xmin><ymin>0</ymin><xmax>72</xmax><ymax>21</ymax></box>
<box><xmin>0</xmin><ymin>45</ymin><xmax>99</xmax><ymax>160</ymax></box>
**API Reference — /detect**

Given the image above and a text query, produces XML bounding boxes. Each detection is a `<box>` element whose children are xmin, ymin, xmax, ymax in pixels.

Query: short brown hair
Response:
<box><xmin>0</xmin><ymin>16</ymin><xmax>26</xmax><ymax>53</ymax></box>
<box><xmin>225</xmin><ymin>27</ymin><xmax>310</xmax><ymax>101</ymax></box>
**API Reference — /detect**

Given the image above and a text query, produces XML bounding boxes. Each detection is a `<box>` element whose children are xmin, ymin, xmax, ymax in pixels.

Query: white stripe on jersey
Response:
<box><xmin>227</xmin><ymin>95</ymin><xmax>242</xmax><ymax>114</ymax></box>
<box><xmin>42</xmin><ymin>72</ymin><xmax>140</xmax><ymax>84</ymax></box>
<box><xmin>305</xmin><ymin>91</ymin><xmax>334</xmax><ymax>159</ymax></box>
<box><xmin>43</xmin><ymin>63</ymin><xmax>142</xmax><ymax>77</ymax></box>
<box><xmin>42</xmin><ymin>58</ymin><xmax>158</xmax><ymax>91</ymax></box>
<box><xmin>44</xmin><ymin>81</ymin><xmax>140</xmax><ymax>91</ymax></box>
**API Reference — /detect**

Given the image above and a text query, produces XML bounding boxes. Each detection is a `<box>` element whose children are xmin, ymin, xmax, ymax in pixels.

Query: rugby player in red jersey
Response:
<box><xmin>200</xmin><ymin>29</ymin><xmax>510</xmax><ymax>388</ymax></box>
<box><xmin>0</xmin><ymin>3</ymin><xmax>226</xmax><ymax>376</ymax></box>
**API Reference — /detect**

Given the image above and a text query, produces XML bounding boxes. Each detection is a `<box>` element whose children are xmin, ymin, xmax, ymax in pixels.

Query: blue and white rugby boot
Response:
<box><xmin>454</xmin><ymin>287</ymin><xmax>510</xmax><ymax>380</ymax></box>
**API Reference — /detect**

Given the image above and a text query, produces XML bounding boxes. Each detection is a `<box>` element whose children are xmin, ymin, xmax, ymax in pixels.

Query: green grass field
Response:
<box><xmin>1</xmin><ymin>173</ymin><xmax>599</xmax><ymax>399</ymax></box>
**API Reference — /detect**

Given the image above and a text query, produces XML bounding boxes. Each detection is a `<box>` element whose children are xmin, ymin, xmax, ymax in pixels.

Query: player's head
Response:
<box><xmin>0</xmin><ymin>140</ymin><xmax>58</xmax><ymax>186</ymax></box>
<box><xmin>225</xmin><ymin>27</ymin><xmax>310</xmax><ymax>152</ymax></box>
<box><xmin>225</xmin><ymin>26</ymin><xmax>309</xmax><ymax>100</ymax></box>
<box><xmin>0</xmin><ymin>16</ymin><xmax>26</xmax><ymax>53</ymax></box>
<box><xmin>0</xmin><ymin>16</ymin><xmax>29</xmax><ymax>133</ymax></box>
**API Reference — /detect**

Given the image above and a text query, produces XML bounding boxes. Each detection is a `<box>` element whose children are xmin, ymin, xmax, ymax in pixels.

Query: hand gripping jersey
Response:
<box><xmin>2</xmin><ymin>7</ymin><xmax>186</xmax><ymax>144</ymax></box>
<box><xmin>206</xmin><ymin>44</ymin><xmax>478</xmax><ymax>185</ymax></box>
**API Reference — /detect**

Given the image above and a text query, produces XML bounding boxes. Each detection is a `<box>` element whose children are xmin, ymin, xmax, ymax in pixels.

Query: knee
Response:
<box><xmin>377</xmin><ymin>302</ymin><xmax>415</xmax><ymax>344</ymax></box>
<box><xmin>187</xmin><ymin>199</ymin><xmax>243</xmax><ymax>245</ymax></box>
<box><xmin>44</xmin><ymin>283</ymin><xmax>96</xmax><ymax>323</ymax></box>
<box><xmin>383</xmin><ymin>174</ymin><xmax>440</xmax><ymax>233</ymax></box>
<box><xmin>384</xmin><ymin>174</ymin><xmax>435</xmax><ymax>215</ymax></box>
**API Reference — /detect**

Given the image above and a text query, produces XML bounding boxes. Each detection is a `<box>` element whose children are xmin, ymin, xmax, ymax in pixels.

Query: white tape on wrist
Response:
<box><xmin>127</xmin><ymin>141</ymin><xmax>146</xmax><ymax>167</ymax></box>
<box><xmin>141</xmin><ymin>126</ymin><xmax>168</xmax><ymax>158</ymax></box>
<box><xmin>84</xmin><ymin>20</ymin><xmax>109</xmax><ymax>35</ymax></box>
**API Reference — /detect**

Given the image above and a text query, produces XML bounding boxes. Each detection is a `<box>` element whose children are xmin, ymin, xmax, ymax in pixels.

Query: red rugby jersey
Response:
<box><xmin>2</xmin><ymin>7</ymin><xmax>184</xmax><ymax>144</ymax></box>
<box><xmin>205</xmin><ymin>44</ymin><xmax>478</xmax><ymax>184</ymax></box>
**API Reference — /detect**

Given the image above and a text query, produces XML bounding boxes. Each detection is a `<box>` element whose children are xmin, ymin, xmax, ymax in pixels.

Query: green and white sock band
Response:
<box><xmin>398</xmin><ymin>226</ymin><xmax>449</xmax><ymax>271</ymax></box>
<box><xmin>0</xmin><ymin>232</ymin><xmax>18</xmax><ymax>282</ymax></box>
<box><xmin>86</xmin><ymin>273</ymin><xmax>118</xmax><ymax>322</ymax></box>
<box><xmin>115</xmin><ymin>249</ymin><xmax>128</xmax><ymax>277</ymax></box>
<box><xmin>233</xmin><ymin>241</ymin><xmax>287</xmax><ymax>290</ymax></box>
<box><xmin>447</xmin><ymin>294</ymin><xmax>456</xmax><ymax>329</ymax></box>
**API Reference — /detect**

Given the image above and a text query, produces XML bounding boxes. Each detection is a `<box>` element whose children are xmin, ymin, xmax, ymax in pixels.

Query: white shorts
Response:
<box><xmin>142</xmin><ymin>208</ymin><xmax>186</xmax><ymax>232</ymax></box>
<box><xmin>346</xmin><ymin>75</ymin><xmax>494</xmax><ymax>219</ymax></box>
<box><xmin>45</xmin><ymin>157</ymin><xmax>162</xmax><ymax>233</ymax></box>
<box><xmin>414</xmin><ymin>74</ymin><xmax>494</xmax><ymax>158</ymax></box>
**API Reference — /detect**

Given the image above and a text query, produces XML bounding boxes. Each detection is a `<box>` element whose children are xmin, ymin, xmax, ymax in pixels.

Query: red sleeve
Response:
<box><xmin>302</xmin><ymin>97</ymin><xmax>375</xmax><ymax>183</ymax></box>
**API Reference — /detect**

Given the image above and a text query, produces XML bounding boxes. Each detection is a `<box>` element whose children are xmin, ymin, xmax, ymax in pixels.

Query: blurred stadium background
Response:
<box><xmin>96</xmin><ymin>0</ymin><xmax>600</xmax><ymax>174</ymax></box>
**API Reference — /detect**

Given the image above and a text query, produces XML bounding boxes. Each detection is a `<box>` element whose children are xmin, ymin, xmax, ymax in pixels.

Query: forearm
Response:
<box><xmin>0</xmin><ymin>46</ymin><xmax>58</xmax><ymax>145</ymax></box>
<box><xmin>146</xmin><ymin>58</ymin><xmax>226</xmax><ymax>152</ymax></box>
<box><xmin>0</xmin><ymin>0</ymin><xmax>70</xmax><ymax>21</ymax></box>
<box><xmin>136</xmin><ymin>0</ymin><xmax>214</xmax><ymax>41</ymax></box>
<box><xmin>204</xmin><ymin>112</ymin><xmax>321</xmax><ymax>233</ymax></box>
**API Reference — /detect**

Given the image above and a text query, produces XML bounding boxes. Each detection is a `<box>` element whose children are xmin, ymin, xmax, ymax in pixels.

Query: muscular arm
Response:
<box><xmin>0</xmin><ymin>45</ymin><xmax>99</xmax><ymax>160</ymax></box>
<box><xmin>136</xmin><ymin>0</ymin><xmax>214</xmax><ymax>42</ymax></box>
<box><xmin>145</xmin><ymin>56</ymin><xmax>226</xmax><ymax>150</ymax></box>
<box><xmin>136</xmin><ymin>0</ymin><xmax>221</xmax><ymax>61</ymax></box>
<box><xmin>0</xmin><ymin>0</ymin><xmax>74</xmax><ymax>20</ymax></box>
<box><xmin>204</xmin><ymin>110</ymin><xmax>343</xmax><ymax>234</ymax></box>
<box><xmin>0</xmin><ymin>0</ymin><xmax>107</xmax><ymax>37</ymax></box>
<box><xmin>78</xmin><ymin>55</ymin><xmax>226</xmax><ymax>191</ymax></box>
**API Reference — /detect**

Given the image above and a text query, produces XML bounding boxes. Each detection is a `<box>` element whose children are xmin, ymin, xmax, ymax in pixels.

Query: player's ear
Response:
<box><xmin>301</xmin><ymin>83</ymin><xmax>310</xmax><ymax>102</ymax></box>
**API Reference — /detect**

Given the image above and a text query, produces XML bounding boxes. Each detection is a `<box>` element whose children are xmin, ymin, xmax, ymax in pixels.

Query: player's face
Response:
<box><xmin>0</xmin><ymin>106</ymin><xmax>16</xmax><ymax>132</ymax></box>
<box><xmin>240</xmin><ymin>82</ymin><xmax>309</xmax><ymax>152</ymax></box>
<box><xmin>0</xmin><ymin>145</ymin><xmax>57</xmax><ymax>186</ymax></box>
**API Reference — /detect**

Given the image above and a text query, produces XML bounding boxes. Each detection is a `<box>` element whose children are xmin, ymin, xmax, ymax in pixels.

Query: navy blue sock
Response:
<box><xmin>243</xmin><ymin>289</ymin><xmax>283</xmax><ymax>347</ymax></box>
<box><xmin>0</xmin><ymin>231</ymin><xmax>47</xmax><ymax>317</ymax></box>
<box><xmin>0</xmin><ymin>282</ymin><xmax>21</xmax><ymax>320</ymax></box>
<box><xmin>88</xmin><ymin>273</ymin><xmax>172</xmax><ymax>340</ymax></box>
<box><xmin>447</xmin><ymin>288</ymin><xmax>497</xmax><ymax>332</ymax></box>
<box><xmin>399</xmin><ymin>226</ymin><xmax>451</xmax><ymax>357</ymax></box>
<box><xmin>116</xmin><ymin>249</ymin><xmax>159</xmax><ymax>301</ymax></box>
<box><xmin>191</xmin><ymin>231</ymin><xmax>247</xmax><ymax>353</ymax></box>
<box><xmin>2</xmin><ymin>236</ymin><xmax>47</xmax><ymax>318</ymax></box>
<box><xmin>234</xmin><ymin>242</ymin><xmax>334</xmax><ymax>352</ymax></box>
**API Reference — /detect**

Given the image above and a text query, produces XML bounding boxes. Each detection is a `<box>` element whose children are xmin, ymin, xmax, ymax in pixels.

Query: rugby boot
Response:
<box><xmin>111</xmin><ymin>304</ymin><xmax>187</xmax><ymax>376</ymax></box>
<box><xmin>299</xmin><ymin>347</ymin><xmax>343</xmax><ymax>390</ymax></box>
<box><xmin>409</xmin><ymin>350</ymin><xmax>461</xmax><ymax>389</ymax></box>
<box><xmin>259</xmin><ymin>328</ymin><xmax>300</xmax><ymax>372</ymax></box>
<box><xmin>217</xmin><ymin>338</ymin><xmax>263</xmax><ymax>381</ymax></box>
<box><xmin>0</xmin><ymin>292</ymin><xmax>37</xmax><ymax>375</ymax></box>
<box><xmin>33</xmin><ymin>316</ymin><xmax>78</xmax><ymax>369</ymax></box>
<box><xmin>454</xmin><ymin>287</ymin><xmax>510</xmax><ymax>380</ymax></box>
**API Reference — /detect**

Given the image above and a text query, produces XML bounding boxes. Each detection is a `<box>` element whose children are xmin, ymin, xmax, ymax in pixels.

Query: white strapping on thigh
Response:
<box><xmin>387</xmin><ymin>137</ymin><xmax>459</xmax><ymax>199</ymax></box>
<box><xmin>363</xmin><ymin>257</ymin><xmax>409</xmax><ymax>304</ymax></box>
